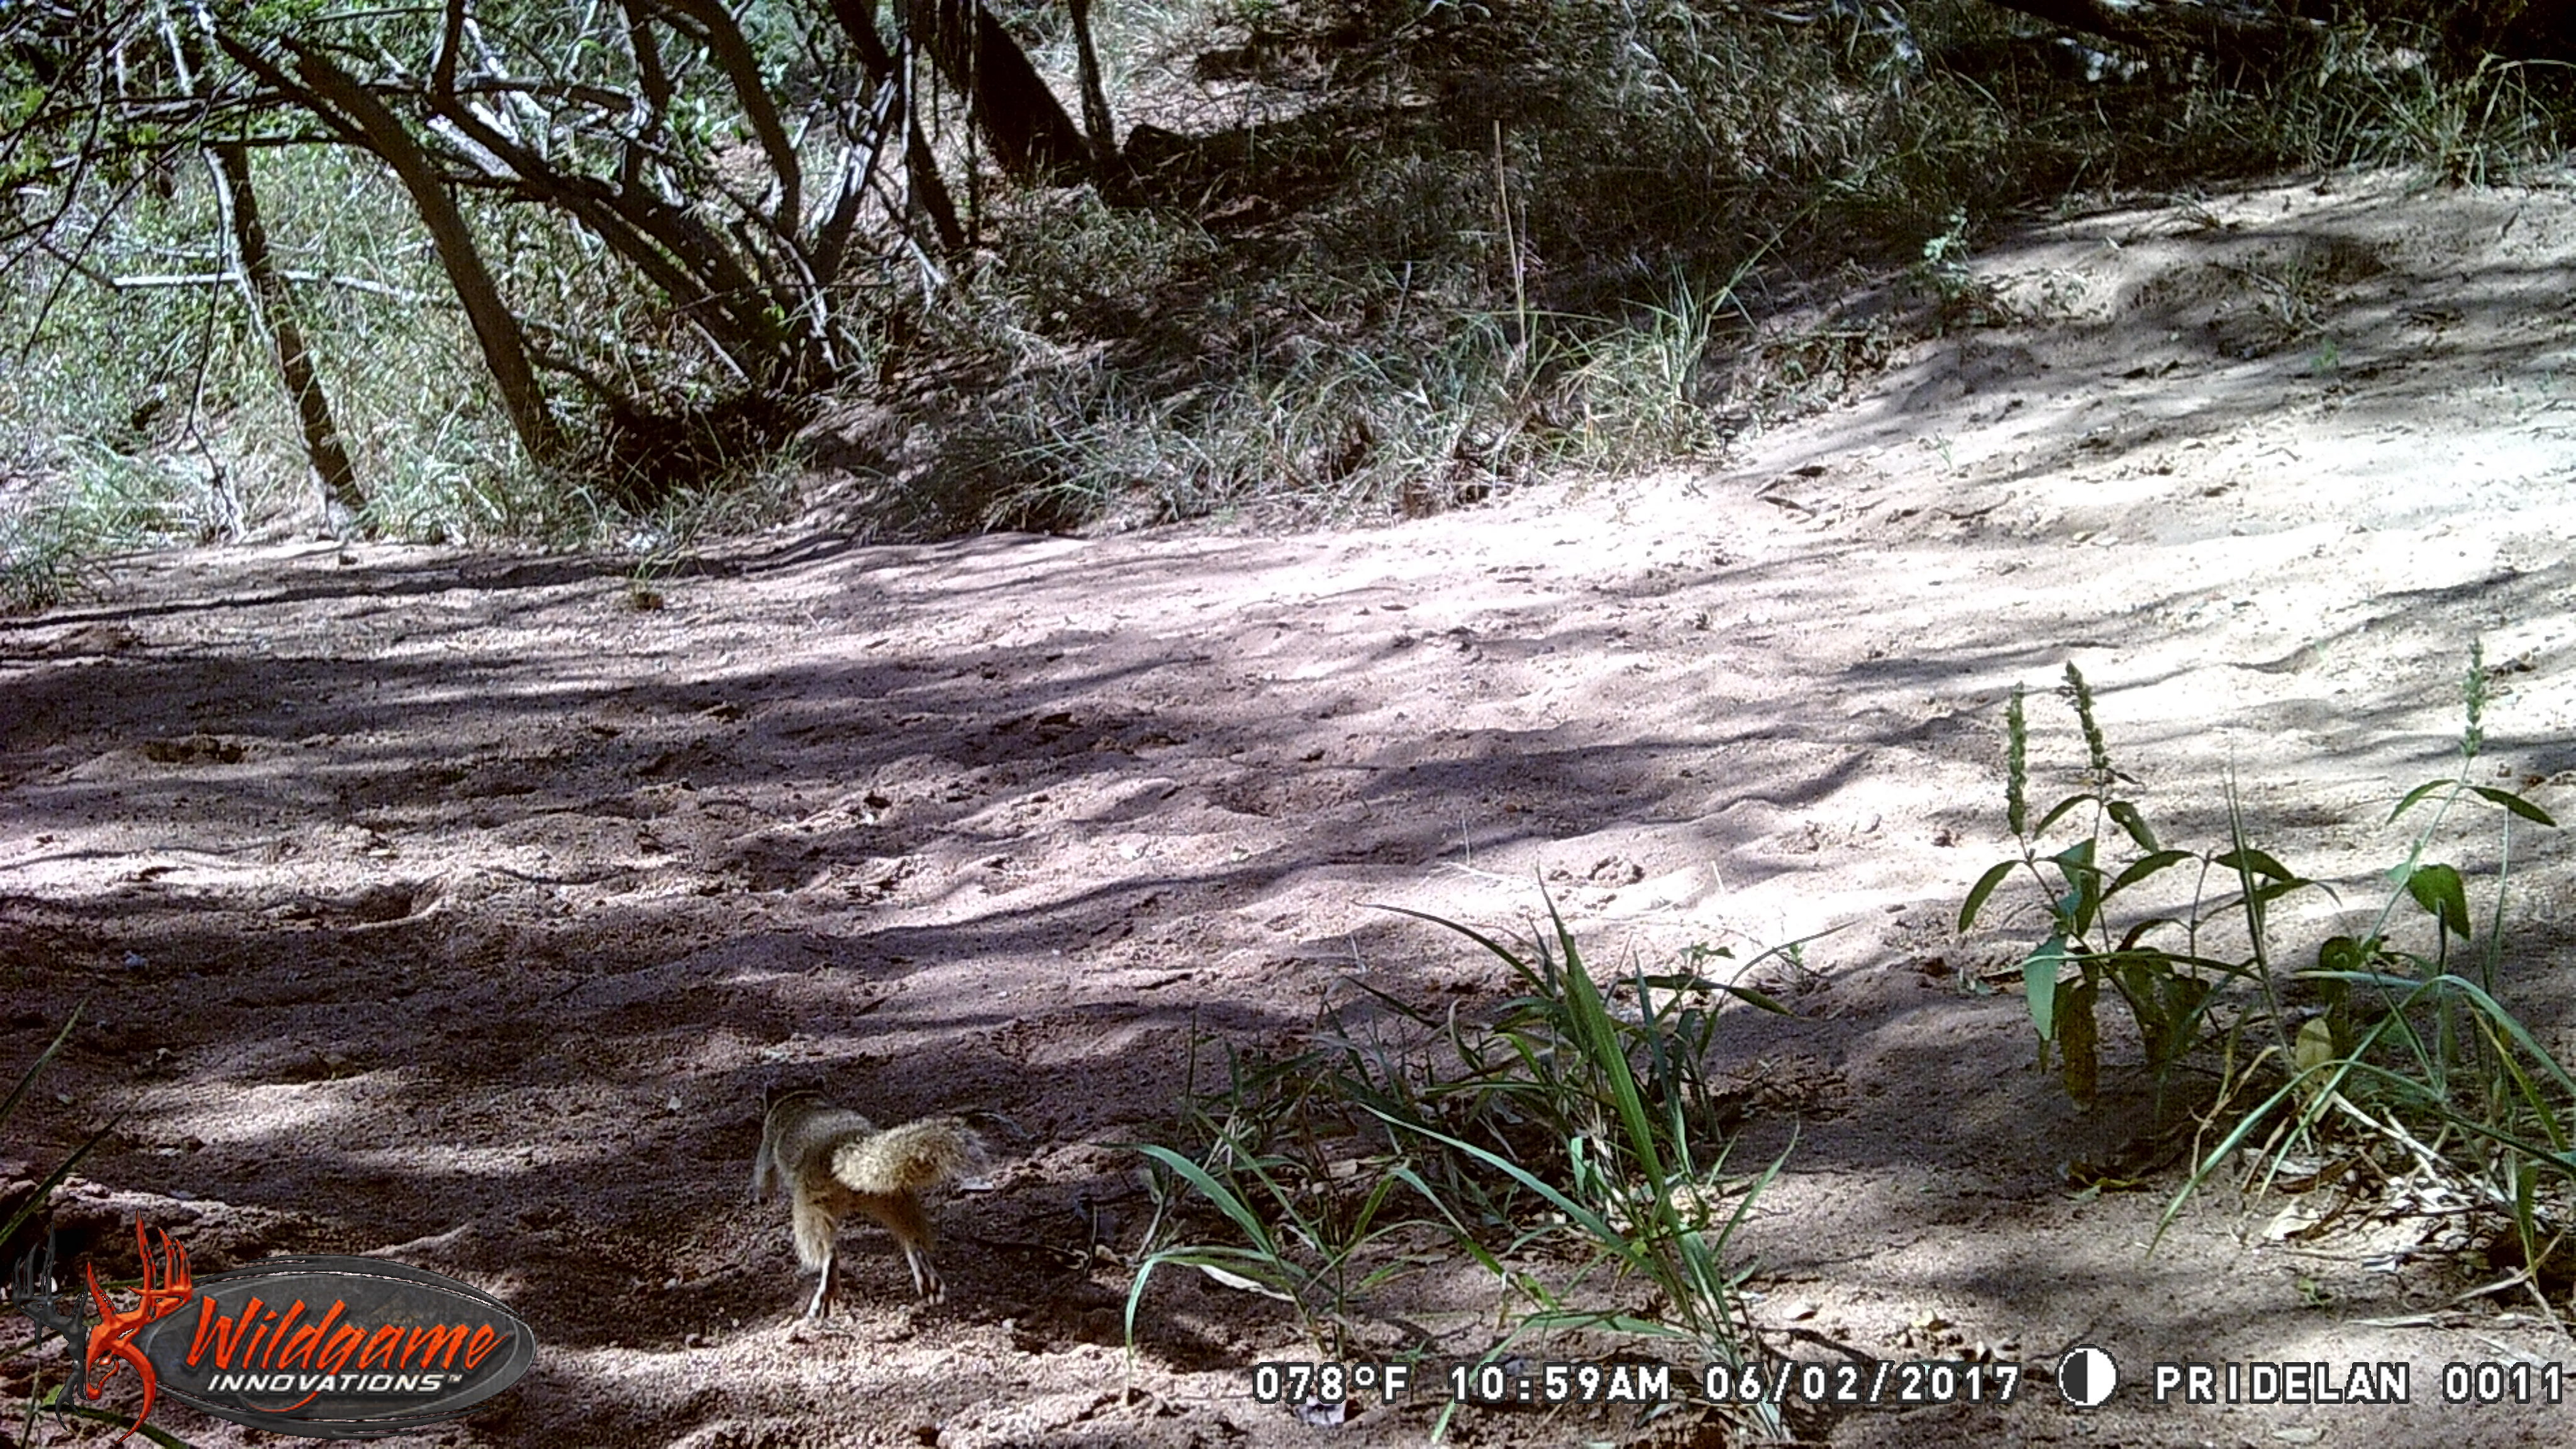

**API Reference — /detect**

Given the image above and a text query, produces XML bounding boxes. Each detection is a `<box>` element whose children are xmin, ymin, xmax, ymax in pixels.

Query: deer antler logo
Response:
<box><xmin>9</xmin><ymin>1233</ymin><xmax>91</xmax><ymax>1425</ymax></box>
<box><xmin>84</xmin><ymin>1220</ymin><xmax>196</xmax><ymax>1441</ymax></box>
<box><xmin>15</xmin><ymin>1219</ymin><xmax>540</xmax><ymax>1438</ymax></box>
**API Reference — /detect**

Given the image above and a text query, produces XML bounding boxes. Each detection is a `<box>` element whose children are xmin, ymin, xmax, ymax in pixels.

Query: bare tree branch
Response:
<box><xmin>218</xmin><ymin>31</ymin><xmax>567</xmax><ymax>467</ymax></box>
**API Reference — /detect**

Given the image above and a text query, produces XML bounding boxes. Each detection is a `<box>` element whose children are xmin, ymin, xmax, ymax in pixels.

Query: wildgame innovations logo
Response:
<box><xmin>9</xmin><ymin>1219</ymin><xmax>537</xmax><ymax>1440</ymax></box>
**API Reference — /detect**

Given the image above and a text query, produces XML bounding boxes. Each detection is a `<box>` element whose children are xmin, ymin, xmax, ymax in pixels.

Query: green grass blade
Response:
<box><xmin>0</xmin><ymin>1116</ymin><xmax>122</xmax><ymax>1251</ymax></box>
<box><xmin>1371</xmin><ymin>902</ymin><xmax>1536</xmax><ymax>975</ymax></box>
<box><xmin>1366</xmin><ymin>1107</ymin><xmax>1640</xmax><ymax>1269</ymax></box>
<box><xmin>0</xmin><ymin>1005</ymin><xmax>85</xmax><ymax>1129</ymax></box>
<box><xmin>26</xmin><ymin>1395</ymin><xmax>195</xmax><ymax>1448</ymax></box>
<box><xmin>1133</xmin><ymin>1144</ymin><xmax>1283</xmax><ymax>1258</ymax></box>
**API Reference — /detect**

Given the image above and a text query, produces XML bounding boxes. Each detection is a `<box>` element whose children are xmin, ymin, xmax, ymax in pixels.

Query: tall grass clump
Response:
<box><xmin>0</xmin><ymin>139</ymin><xmax>808</xmax><ymax>569</ymax></box>
<box><xmin>0</xmin><ymin>146</ymin><xmax>558</xmax><ymax>552</ymax></box>
<box><xmin>896</xmin><ymin>1</ymin><xmax>2576</xmax><ymax>534</ymax></box>
<box><xmin>13</xmin><ymin>0</ymin><xmax>2576</xmax><ymax>566</ymax></box>
<box><xmin>1130</xmin><ymin>896</ymin><xmax>1794</xmax><ymax>1436</ymax></box>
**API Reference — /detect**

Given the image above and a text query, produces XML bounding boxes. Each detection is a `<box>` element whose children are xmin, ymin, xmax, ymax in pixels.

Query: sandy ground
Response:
<box><xmin>13</xmin><ymin>170</ymin><xmax>2576</xmax><ymax>1447</ymax></box>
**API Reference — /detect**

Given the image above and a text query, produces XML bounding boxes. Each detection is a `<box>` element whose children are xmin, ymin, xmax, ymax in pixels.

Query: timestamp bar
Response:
<box><xmin>1248</xmin><ymin>1358</ymin><xmax>2026</xmax><ymax>1409</ymax></box>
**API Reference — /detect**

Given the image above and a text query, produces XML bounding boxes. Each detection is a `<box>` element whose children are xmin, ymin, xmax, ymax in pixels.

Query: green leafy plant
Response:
<box><xmin>1963</xmin><ymin>650</ymin><xmax>2576</xmax><ymax>1294</ymax></box>
<box><xmin>1911</xmin><ymin>209</ymin><xmax>1999</xmax><ymax>326</ymax></box>
<box><xmin>1960</xmin><ymin>662</ymin><xmax>2277</xmax><ymax>1106</ymax></box>
<box><xmin>2167</xmin><ymin>648</ymin><xmax>2576</xmax><ymax>1291</ymax></box>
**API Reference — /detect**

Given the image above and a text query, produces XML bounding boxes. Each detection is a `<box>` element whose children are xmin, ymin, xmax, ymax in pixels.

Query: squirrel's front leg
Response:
<box><xmin>902</xmin><ymin>1243</ymin><xmax>943</xmax><ymax>1302</ymax></box>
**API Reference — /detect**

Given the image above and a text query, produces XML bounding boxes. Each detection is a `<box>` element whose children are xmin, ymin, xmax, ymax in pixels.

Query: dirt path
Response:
<box><xmin>11</xmin><ymin>171</ymin><xmax>2576</xmax><ymax>1447</ymax></box>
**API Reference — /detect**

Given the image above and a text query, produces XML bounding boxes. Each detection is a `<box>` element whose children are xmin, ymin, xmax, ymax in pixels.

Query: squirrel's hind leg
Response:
<box><xmin>802</xmin><ymin>1248</ymin><xmax>840</xmax><ymax>1319</ymax></box>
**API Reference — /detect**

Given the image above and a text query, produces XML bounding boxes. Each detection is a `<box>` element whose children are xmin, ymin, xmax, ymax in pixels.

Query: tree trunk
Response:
<box><xmin>657</xmin><ymin>0</ymin><xmax>802</xmax><ymax>236</ymax></box>
<box><xmin>1068</xmin><ymin>0</ymin><xmax>1116</xmax><ymax>167</ymax></box>
<box><xmin>208</xmin><ymin>141</ymin><xmax>367</xmax><ymax>530</ymax></box>
<box><xmin>928</xmin><ymin>0</ymin><xmax>1092</xmax><ymax>181</ymax></box>
<box><xmin>430</xmin><ymin>0</ymin><xmax>821</xmax><ymax>386</ymax></box>
<box><xmin>828</xmin><ymin>0</ymin><xmax>1093</xmax><ymax>184</ymax></box>
<box><xmin>218</xmin><ymin>35</ymin><xmax>567</xmax><ymax>470</ymax></box>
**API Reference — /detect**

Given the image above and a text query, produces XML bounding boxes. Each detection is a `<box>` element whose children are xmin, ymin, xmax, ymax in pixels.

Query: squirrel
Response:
<box><xmin>750</xmin><ymin>1089</ymin><xmax>985</xmax><ymax>1318</ymax></box>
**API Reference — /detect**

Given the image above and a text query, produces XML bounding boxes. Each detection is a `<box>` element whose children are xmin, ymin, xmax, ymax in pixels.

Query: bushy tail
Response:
<box><xmin>831</xmin><ymin>1116</ymin><xmax>983</xmax><ymax>1196</ymax></box>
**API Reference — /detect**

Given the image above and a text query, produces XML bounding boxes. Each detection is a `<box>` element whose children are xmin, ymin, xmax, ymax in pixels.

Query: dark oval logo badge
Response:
<box><xmin>131</xmin><ymin>1254</ymin><xmax>538</xmax><ymax>1438</ymax></box>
